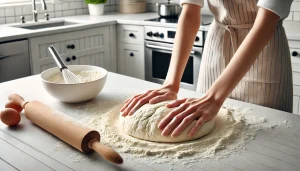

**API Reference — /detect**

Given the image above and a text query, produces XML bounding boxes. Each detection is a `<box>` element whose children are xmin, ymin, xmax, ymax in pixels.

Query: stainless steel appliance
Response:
<box><xmin>0</xmin><ymin>40</ymin><xmax>31</xmax><ymax>82</ymax></box>
<box><xmin>156</xmin><ymin>0</ymin><xmax>181</xmax><ymax>17</ymax></box>
<box><xmin>144</xmin><ymin>26</ymin><xmax>204</xmax><ymax>91</ymax></box>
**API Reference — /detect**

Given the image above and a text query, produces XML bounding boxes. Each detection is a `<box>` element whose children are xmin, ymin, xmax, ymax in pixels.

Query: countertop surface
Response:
<box><xmin>0</xmin><ymin>12</ymin><xmax>211</xmax><ymax>42</ymax></box>
<box><xmin>1</xmin><ymin>12</ymin><xmax>299</xmax><ymax>43</ymax></box>
<box><xmin>1</xmin><ymin>73</ymin><xmax>300</xmax><ymax>171</ymax></box>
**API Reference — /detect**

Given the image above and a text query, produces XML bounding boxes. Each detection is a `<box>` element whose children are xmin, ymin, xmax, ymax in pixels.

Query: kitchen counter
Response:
<box><xmin>1</xmin><ymin>73</ymin><xmax>300</xmax><ymax>171</ymax></box>
<box><xmin>0</xmin><ymin>12</ymin><xmax>211</xmax><ymax>43</ymax></box>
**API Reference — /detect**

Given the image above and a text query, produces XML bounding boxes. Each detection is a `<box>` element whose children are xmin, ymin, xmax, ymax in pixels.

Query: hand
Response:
<box><xmin>158</xmin><ymin>94</ymin><xmax>223</xmax><ymax>138</ymax></box>
<box><xmin>120</xmin><ymin>85</ymin><xmax>178</xmax><ymax>117</ymax></box>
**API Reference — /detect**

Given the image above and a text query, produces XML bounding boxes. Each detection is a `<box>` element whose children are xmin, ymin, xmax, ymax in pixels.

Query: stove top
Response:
<box><xmin>145</xmin><ymin>15</ymin><xmax>214</xmax><ymax>26</ymax></box>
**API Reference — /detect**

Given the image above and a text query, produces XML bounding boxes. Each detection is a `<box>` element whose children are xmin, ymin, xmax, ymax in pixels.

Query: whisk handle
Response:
<box><xmin>48</xmin><ymin>46</ymin><xmax>67</xmax><ymax>71</ymax></box>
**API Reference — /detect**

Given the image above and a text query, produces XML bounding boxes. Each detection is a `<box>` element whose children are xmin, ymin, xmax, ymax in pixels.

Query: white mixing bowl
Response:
<box><xmin>41</xmin><ymin>65</ymin><xmax>107</xmax><ymax>103</ymax></box>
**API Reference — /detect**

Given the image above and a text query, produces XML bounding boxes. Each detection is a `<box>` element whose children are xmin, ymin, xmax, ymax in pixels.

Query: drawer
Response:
<box><xmin>290</xmin><ymin>48</ymin><xmax>300</xmax><ymax>64</ymax></box>
<box><xmin>294</xmin><ymin>85</ymin><xmax>300</xmax><ymax>96</ymax></box>
<box><xmin>118</xmin><ymin>25</ymin><xmax>144</xmax><ymax>44</ymax></box>
<box><xmin>293</xmin><ymin>96</ymin><xmax>299</xmax><ymax>115</ymax></box>
<box><xmin>288</xmin><ymin>40</ymin><xmax>300</xmax><ymax>49</ymax></box>
<box><xmin>292</xmin><ymin>63</ymin><xmax>300</xmax><ymax>72</ymax></box>
<box><xmin>293</xmin><ymin>71</ymin><xmax>300</xmax><ymax>86</ymax></box>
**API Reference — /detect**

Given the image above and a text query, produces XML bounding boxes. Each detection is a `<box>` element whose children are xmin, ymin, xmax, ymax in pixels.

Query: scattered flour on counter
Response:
<box><xmin>52</xmin><ymin>91</ymin><xmax>292</xmax><ymax>168</ymax></box>
<box><xmin>47</xmin><ymin>70</ymin><xmax>103</xmax><ymax>84</ymax></box>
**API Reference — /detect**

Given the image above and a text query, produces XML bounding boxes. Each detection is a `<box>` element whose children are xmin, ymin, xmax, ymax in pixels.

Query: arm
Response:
<box><xmin>164</xmin><ymin>4</ymin><xmax>202</xmax><ymax>92</ymax></box>
<box><xmin>159</xmin><ymin>8</ymin><xmax>281</xmax><ymax>137</ymax></box>
<box><xmin>120</xmin><ymin>4</ymin><xmax>202</xmax><ymax>116</ymax></box>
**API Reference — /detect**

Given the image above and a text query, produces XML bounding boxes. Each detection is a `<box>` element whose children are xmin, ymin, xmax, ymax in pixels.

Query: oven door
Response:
<box><xmin>145</xmin><ymin>41</ymin><xmax>202</xmax><ymax>91</ymax></box>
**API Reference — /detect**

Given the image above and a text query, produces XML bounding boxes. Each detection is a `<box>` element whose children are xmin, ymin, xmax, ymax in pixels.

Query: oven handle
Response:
<box><xmin>146</xmin><ymin>44</ymin><xmax>195</xmax><ymax>55</ymax></box>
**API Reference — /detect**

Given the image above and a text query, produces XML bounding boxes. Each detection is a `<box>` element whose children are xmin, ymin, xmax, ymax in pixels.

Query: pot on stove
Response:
<box><xmin>156</xmin><ymin>0</ymin><xmax>181</xmax><ymax>17</ymax></box>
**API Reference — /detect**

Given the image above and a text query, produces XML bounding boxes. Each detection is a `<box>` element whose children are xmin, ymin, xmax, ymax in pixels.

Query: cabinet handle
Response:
<box><xmin>72</xmin><ymin>56</ymin><xmax>76</xmax><ymax>60</ymax></box>
<box><xmin>67</xmin><ymin>44</ymin><xmax>75</xmax><ymax>49</ymax></box>
<box><xmin>0</xmin><ymin>55</ymin><xmax>10</xmax><ymax>60</ymax></box>
<box><xmin>130</xmin><ymin>53</ymin><xmax>134</xmax><ymax>57</ymax></box>
<box><xmin>292</xmin><ymin>51</ymin><xmax>298</xmax><ymax>57</ymax></box>
<box><xmin>66</xmin><ymin>57</ymin><xmax>71</xmax><ymax>62</ymax></box>
<box><xmin>129</xmin><ymin>33</ymin><xmax>134</xmax><ymax>38</ymax></box>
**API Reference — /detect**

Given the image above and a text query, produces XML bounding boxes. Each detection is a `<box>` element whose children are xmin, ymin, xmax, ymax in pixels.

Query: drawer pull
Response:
<box><xmin>72</xmin><ymin>56</ymin><xmax>76</xmax><ymax>60</ymax></box>
<box><xmin>66</xmin><ymin>57</ymin><xmax>71</xmax><ymax>62</ymax></box>
<box><xmin>0</xmin><ymin>55</ymin><xmax>10</xmax><ymax>60</ymax></box>
<box><xmin>129</xmin><ymin>33</ymin><xmax>135</xmax><ymax>38</ymax></box>
<box><xmin>292</xmin><ymin>51</ymin><xmax>298</xmax><ymax>57</ymax></box>
<box><xmin>130</xmin><ymin>53</ymin><xmax>134</xmax><ymax>57</ymax></box>
<box><xmin>67</xmin><ymin>44</ymin><xmax>75</xmax><ymax>49</ymax></box>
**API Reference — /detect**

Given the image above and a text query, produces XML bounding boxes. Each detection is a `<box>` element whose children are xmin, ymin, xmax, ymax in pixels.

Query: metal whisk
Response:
<box><xmin>48</xmin><ymin>46</ymin><xmax>83</xmax><ymax>84</ymax></box>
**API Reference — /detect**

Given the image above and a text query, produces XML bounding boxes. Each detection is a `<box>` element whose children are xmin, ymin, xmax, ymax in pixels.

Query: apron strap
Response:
<box><xmin>213</xmin><ymin>19</ymin><xmax>282</xmax><ymax>54</ymax></box>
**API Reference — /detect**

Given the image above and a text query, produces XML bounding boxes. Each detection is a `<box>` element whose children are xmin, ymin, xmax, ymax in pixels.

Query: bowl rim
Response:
<box><xmin>40</xmin><ymin>65</ymin><xmax>108</xmax><ymax>85</ymax></box>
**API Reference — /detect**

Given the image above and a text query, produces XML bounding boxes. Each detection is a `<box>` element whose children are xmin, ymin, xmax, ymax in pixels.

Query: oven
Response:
<box><xmin>145</xmin><ymin>40</ymin><xmax>202</xmax><ymax>91</ymax></box>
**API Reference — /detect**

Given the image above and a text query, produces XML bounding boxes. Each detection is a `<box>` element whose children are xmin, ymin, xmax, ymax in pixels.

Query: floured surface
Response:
<box><xmin>119</xmin><ymin>101</ymin><xmax>216</xmax><ymax>143</ymax></box>
<box><xmin>53</xmin><ymin>99</ymin><xmax>291</xmax><ymax>169</ymax></box>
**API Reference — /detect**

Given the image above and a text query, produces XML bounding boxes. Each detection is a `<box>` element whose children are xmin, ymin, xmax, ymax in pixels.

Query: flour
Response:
<box><xmin>52</xmin><ymin>90</ymin><xmax>291</xmax><ymax>169</ymax></box>
<box><xmin>47</xmin><ymin>70</ymin><xmax>103</xmax><ymax>84</ymax></box>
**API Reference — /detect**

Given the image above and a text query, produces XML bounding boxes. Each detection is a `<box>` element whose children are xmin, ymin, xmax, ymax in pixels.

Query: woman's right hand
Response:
<box><xmin>120</xmin><ymin>85</ymin><xmax>178</xmax><ymax>117</ymax></box>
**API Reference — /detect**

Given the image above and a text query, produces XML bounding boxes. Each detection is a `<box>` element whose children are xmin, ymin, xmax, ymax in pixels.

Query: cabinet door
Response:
<box><xmin>118</xmin><ymin>25</ymin><xmax>144</xmax><ymax>45</ymax></box>
<box><xmin>293</xmin><ymin>96</ymin><xmax>299</xmax><ymax>115</ymax></box>
<box><xmin>30</xmin><ymin>26</ymin><xmax>112</xmax><ymax>74</ymax></box>
<box><xmin>118</xmin><ymin>43</ymin><xmax>145</xmax><ymax>79</ymax></box>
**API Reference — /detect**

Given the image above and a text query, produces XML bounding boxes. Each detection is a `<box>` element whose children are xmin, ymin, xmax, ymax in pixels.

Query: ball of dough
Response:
<box><xmin>119</xmin><ymin>101</ymin><xmax>216</xmax><ymax>143</ymax></box>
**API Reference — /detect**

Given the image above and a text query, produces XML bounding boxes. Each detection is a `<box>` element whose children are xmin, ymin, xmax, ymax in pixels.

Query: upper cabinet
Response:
<box><xmin>117</xmin><ymin>24</ymin><xmax>145</xmax><ymax>80</ymax></box>
<box><xmin>29</xmin><ymin>25</ymin><xmax>117</xmax><ymax>74</ymax></box>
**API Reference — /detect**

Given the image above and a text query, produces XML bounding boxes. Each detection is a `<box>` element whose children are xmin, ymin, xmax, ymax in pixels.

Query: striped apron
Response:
<box><xmin>197</xmin><ymin>0</ymin><xmax>293</xmax><ymax>112</ymax></box>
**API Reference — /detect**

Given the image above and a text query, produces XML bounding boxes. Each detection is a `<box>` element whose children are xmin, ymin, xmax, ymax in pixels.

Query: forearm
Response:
<box><xmin>164</xmin><ymin>4</ymin><xmax>201</xmax><ymax>92</ymax></box>
<box><xmin>207</xmin><ymin>8</ymin><xmax>280</xmax><ymax>103</ymax></box>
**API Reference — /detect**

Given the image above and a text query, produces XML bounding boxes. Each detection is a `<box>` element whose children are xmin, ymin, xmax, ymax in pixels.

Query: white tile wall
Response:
<box><xmin>287</xmin><ymin>0</ymin><xmax>300</xmax><ymax>21</ymax></box>
<box><xmin>1</xmin><ymin>0</ymin><xmax>298</xmax><ymax>24</ymax></box>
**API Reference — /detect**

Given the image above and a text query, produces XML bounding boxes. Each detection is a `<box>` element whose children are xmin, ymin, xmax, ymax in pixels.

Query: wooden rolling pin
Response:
<box><xmin>8</xmin><ymin>94</ymin><xmax>123</xmax><ymax>164</ymax></box>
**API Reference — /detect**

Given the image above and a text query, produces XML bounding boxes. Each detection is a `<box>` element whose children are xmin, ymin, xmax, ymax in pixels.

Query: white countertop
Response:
<box><xmin>0</xmin><ymin>12</ymin><xmax>299</xmax><ymax>43</ymax></box>
<box><xmin>0</xmin><ymin>12</ymin><xmax>210</xmax><ymax>43</ymax></box>
<box><xmin>1</xmin><ymin>73</ymin><xmax>300</xmax><ymax>171</ymax></box>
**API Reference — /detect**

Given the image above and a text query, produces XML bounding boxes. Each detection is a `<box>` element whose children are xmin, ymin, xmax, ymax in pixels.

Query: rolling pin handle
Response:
<box><xmin>89</xmin><ymin>139</ymin><xmax>123</xmax><ymax>164</ymax></box>
<box><xmin>8</xmin><ymin>94</ymin><xmax>29</xmax><ymax>109</ymax></box>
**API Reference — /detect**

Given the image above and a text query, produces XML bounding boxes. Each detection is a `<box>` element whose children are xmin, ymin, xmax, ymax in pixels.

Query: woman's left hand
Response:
<box><xmin>158</xmin><ymin>95</ymin><xmax>223</xmax><ymax>138</ymax></box>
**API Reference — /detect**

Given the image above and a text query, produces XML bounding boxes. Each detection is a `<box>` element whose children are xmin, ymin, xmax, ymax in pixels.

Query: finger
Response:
<box><xmin>171</xmin><ymin>113</ymin><xmax>198</xmax><ymax>137</ymax></box>
<box><xmin>161</xmin><ymin>116</ymin><xmax>183</xmax><ymax>136</ymax></box>
<box><xmin>121</xmin><ymin>94</ymin><xmax>141</xmax><ymax>112</ymax></box>
<box><xmin>188</xmin><ymin>117</ymin><xmax>206</xmax><ymax>137</ymax></box>
<box><xmin>161</xmin><ymin>106</ymin><xmax>197</xmax><ymax>136</ymax></box>
<box><xmin>127</xmin><ymin>91</ymin><xmax>163</xmax><ymax>116</ymax></box>
<box><xmin>165</xmin><ymin>98</ymin><xmax>187</xmax><ymax>108</ymax></box>
<box><xmin>149</xmin><ymin>93</ymin><xmax>171</xmax><ymax>104</ymax></box>
<box><xmin>158</xmin><ymin>103</ymin><xmax>189</xmax><ymax>130</ymax></box>
<box><xmin>121</xmin><ymin>92</ymin><xmax>151</xmax><ymax>116</ymax></box>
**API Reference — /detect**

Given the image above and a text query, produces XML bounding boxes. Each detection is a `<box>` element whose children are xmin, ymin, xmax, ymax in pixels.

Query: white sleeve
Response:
<box><xmin>257</xmin><ymin>0</ymin><xmax>293</xmax><ymax>20</ymax></box>
<box><xmin>180</xmin><ymin>0</ymin><xmax>204</xmax><ymax>8</ymax></box>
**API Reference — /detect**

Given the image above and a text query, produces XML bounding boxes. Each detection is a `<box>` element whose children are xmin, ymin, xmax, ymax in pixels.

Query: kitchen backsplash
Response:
<box><xmin>0</xmin><ymin>0</ymin><xmax>299</xmax><ymax>24</ymax></box>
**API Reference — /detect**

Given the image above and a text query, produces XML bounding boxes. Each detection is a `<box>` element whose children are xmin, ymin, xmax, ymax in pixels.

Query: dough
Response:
<box><xmin>119</xmin><ymin>101</ymin><xmax>216</xmax><ymax>143</ymax></box>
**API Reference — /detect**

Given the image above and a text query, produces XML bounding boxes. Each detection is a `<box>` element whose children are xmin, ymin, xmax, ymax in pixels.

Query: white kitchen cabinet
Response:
<box><xmin>30</xmin><ymin>26</ymin><xmax>117</xmax><ymax>74</ymax></box>
<box><xmin>118</xmin><ymin>43</ymin><xmax>145</xmax><ymax>79</ymax></box>
<box><xmin>117</xmin><ymin>24</ymin><xmax>145</xmax><ymax>80</ymax></box>
<box><xmin>293</xmin><ymin>96</ymin><xmax>299</xmax><ymax>115</ymax></box>
<box><xmin>288</xmin><ymin>38</ymin><xmax>300</xmax><ymax>114</ymax></box>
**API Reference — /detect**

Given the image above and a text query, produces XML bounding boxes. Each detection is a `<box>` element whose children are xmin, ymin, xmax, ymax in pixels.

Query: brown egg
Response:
<box><xmin>0</xmin><ymin>108</ymin><xmax>21</xmax><ymax>126</ymax></box>
<box><xmin>5</xmin><ymin>101</ymin><xmax>23</xmax><ymax>113</ymax></box>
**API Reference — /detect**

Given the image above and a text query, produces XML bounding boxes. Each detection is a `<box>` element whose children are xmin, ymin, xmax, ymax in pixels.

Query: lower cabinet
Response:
<box><xmin>29</xmin><ymin>26</ymin><xmax>117</xmax><ymax>74</ymax></box>
<box><xmin>118</xmin><ymin>43</ymin><xmax>145</xmax><ymax>80</ymax></box>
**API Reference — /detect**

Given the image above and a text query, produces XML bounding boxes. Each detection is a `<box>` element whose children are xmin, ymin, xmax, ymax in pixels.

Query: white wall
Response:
<box><xmin>288</xmin><ymin>0</ymin><xmax>300</xmax><ymax>21</ymax></box>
